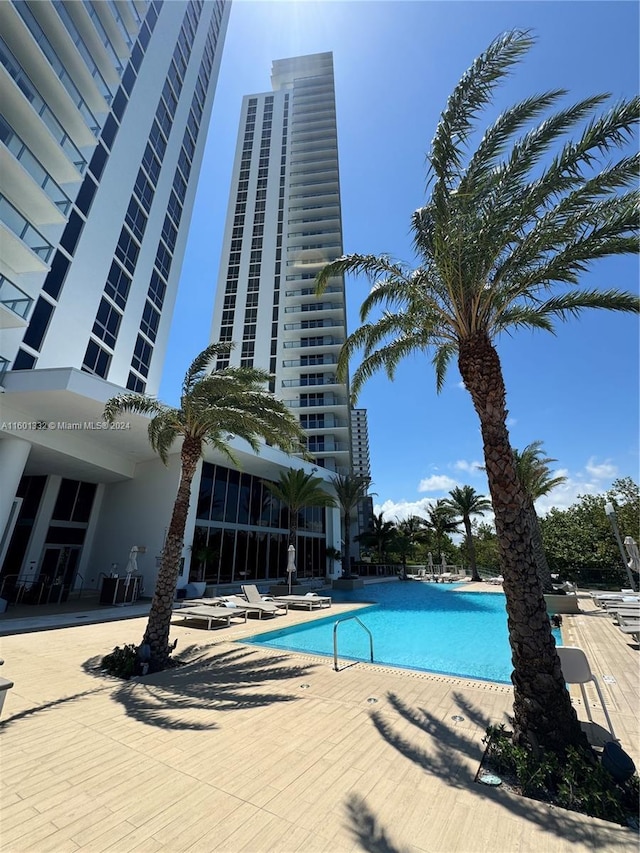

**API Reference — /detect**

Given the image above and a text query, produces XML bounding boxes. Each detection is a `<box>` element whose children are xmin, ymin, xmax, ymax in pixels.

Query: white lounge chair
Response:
<box><xmin>224</xmin><ymin>594</ymin><xmax>288</xmax><ymax>618</ymax></box>
<box><xmin>486</xmin><ymin>576</ymin><xmax>504</xmax><ymax>585</ymax></box>
<box><xmin>172</xmin><ymin>605</ymin><xmax>248</xmax><ymax>630</ymax></box>
<box><xmin>272</xmin><ymin>592</ymin><xmax>332</xmax><ymax>610</ymax></box>
<box><xmin>556</xmin><ymin>646</ymin><xmax>616</xmax><ymax>741</ymax></box>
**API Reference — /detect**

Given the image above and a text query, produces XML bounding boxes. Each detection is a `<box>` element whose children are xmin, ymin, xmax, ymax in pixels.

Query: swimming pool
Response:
<box><xmin>245</xmin><ymin>582</ymin><xmax>561</xmax><ymax>684</ymax></box>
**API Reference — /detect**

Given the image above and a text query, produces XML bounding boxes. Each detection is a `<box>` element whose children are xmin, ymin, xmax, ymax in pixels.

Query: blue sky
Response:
<box><xmin>161</xmin><ymin>1</ymin><xmax>639</xmax><ymax>521</ymax></box>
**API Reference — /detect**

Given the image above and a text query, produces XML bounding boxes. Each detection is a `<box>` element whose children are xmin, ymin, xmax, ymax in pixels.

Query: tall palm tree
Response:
<box><xmin>330</xmin><ymin>472</ymin><xmax>370</xmax><ymax>576</ymax></box>
<box><xmin>443</xmin><ymin>486</ymin><xmax>492</xmax><ymax>581</ymax></box>
<box><xmin>514</xmin><ymin>441</ymin><xmax>567</xmax><ymax>592</ymax></box>
<box><xmin>424</xmin><ymin>500</ymin><xmax>460</xmax><ymax>563</ymax></box>
<box><xmin>104</xmin><ymin>343</ymin><xmax>306</xmax><ymax>668</ymax></box>
<box><xmin>316</xmin><ymin>31</ymin><xmax>639</xmax><ymax>753</ymax></box>
<box><xmin>262</xmin><ymin>468</ymin><xmax>336</xmax><ymax>581</ymax></box>
<box><xmin>393</xmin><ymin>515</ymin><xmax>429</xmax><ymax>578</ymax></box>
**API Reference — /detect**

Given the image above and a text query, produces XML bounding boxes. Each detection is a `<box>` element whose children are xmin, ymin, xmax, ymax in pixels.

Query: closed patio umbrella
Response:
<box><xmin>624</xmin><ymin>537</ymin><xmax>640</xmax><ymax>575</ymax></box>
<box><xmin>287</xmin><ymin>545</ymin><xmax>296</xmax><ymax>595</ymax></box>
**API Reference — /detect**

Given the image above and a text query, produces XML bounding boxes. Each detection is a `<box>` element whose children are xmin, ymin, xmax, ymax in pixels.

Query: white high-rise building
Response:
<box><xmin>1</xmin><ymin>0</ymin><xmax>229</xmax><ymax>393</ymax></box>
<box><xmin>350</xmin><ymin>408</ymin><xmax>371</xmax><ymax>481</ymax></box>
<box><xmin>0</xmin><ymin>0</ymin><xmax>233</xmax><ymax>601</ymax></box>
<box><xmin>210</xmin><ymin>52</ymin><xmax>352</xmax><ymax>475</ymax></box>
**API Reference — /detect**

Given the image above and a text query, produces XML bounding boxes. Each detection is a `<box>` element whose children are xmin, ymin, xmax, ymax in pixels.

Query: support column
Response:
<box><xmin>0</xmin><ymin>436</ymin><xmax>31</xmax><ymax>542</ymax></box>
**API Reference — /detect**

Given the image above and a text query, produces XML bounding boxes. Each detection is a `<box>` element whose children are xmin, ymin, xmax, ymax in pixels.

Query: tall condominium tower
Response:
<box><xmin>0</xmin><ymin>0</ymin><xmax>232</xmax><ymax>601</ymax></box>
<box><xmin>1</xmin><ymin>0</ymin><xmax>229</xmax><ymax>394</ymax></box>
<box><xmin>350</xmin><ymin>408</ymin><xmax>371</xmax><ymax>481</ymax></box>
<box><xmin>210</xmin><ymin>52</ymin><xmax>352</xmax><ymax>475</ymax></box>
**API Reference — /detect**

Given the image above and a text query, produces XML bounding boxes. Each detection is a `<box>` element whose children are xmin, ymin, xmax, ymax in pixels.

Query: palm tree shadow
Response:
<box><xmin>345</xmin><ymin>794</ymin><xmax>411</xmax><ymax>853</ymax></box>
<box><xmin>0</xmin><ymin>687</ymin><xmax>111</xmax><ymax>731</ymax></box>
<box><xmin>360</xmin><ymin>690</ymin><xmax>635</xmax><ymax>848</ymax></box>
<box><xmin>83</xmin><ymin>644</ymin><xmax>318</xmax><ymax>730</ymax></box>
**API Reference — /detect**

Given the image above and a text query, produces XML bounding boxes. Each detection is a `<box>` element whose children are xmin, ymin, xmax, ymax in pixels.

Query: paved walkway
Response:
<box><xmin>1</xmin><ymin>586</ymin><xmax>638</xmax><ymax>852</ymax></box>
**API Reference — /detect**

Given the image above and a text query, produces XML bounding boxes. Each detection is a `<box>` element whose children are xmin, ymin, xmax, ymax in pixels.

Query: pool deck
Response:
<box><xmin>1</xmin><ymin>583</ymin><xmax>638</xmax><ymax>852</ymax></box>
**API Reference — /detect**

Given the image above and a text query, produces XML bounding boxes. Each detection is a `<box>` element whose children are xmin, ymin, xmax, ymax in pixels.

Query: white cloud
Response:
<box><xmin>373</xmin><ymin>498</ymin><xmax>436</xmax><ymax>522</ymax></box>
<box><xmin>534</xmin><ymin>459</ymin><xmax>620</xmax><ymax>516</ymax></box>
<box><xmin>585</xmin><ymin>457</ymin><xmax>618</xmax><ymax>480</ymax></box>
<box><xmin>418</xmin><ymin>474</ymin><xmax>458</xmax><ymax>493</ymax></box>
<box><xmin>453</xmin><ymin>459</ymin><xmax>484</xmax><ymax>475</ymax></box>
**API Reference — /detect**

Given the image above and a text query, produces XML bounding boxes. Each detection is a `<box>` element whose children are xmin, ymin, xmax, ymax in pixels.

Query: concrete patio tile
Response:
<box><xmin>1</xmin><ymin>592</ymin><xmax>638</xmax><ymax>852</ymax></box>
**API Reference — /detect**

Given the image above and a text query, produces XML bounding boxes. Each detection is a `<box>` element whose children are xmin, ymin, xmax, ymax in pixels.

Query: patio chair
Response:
<box><xmin>224</xmin><ymin>594</ymin><xmax>288</xmax><ymax>618</ymax></box>
<box><xmin>556</xmin><ymin>646</ymin><xmax>617</xmax><ymax>741</ymax></box>
<box><xmin>617</xmin><ymin>620</ymin><xmax>639</xmax><ymax>641</ymax></box>
<box><xmin>241</xmin><ymin>584</ymin><xmax>275</xmax><ymax>603</ymax></box>
<box><xmin>272</xmin><ymin>592</ymin><xmax>332</xmax><ymax>610</ymax></box>
<box><xmin>172</xmin><ymin>605</ymin><xmax>248</xmax><ymax>630</ymax></box>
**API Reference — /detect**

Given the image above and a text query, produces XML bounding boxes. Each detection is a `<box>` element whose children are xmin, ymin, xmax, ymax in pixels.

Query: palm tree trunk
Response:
<box><xmin>464</xmin><ymin>517</ymin><xmax>481</xmax><ymax>581</ymax></box>
<box><xmin>342</xmin><ymin>510</ymin><xmax>351</xmax><ymax>576</ymax></box>
<box><xmin>142</xmin><ymin>437</ymin><xmax>201</xmax><ymax>667</ymax></box>
<box><xmin>528</xmin><ymin>503</ymin><xmax>554</xmax><ymax>592</ymax></box>
<box><xmin>458</xmin><ymin>332</ymin><xmax>587</xmax><ymax>754</ymax></box>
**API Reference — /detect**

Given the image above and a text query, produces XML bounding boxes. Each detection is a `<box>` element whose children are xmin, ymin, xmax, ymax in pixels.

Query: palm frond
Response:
<box><xmin>429</xmin><ymin>30</ymin><xmax>535</xmax><ymax>194</ymax></box>
<box><xmin>103</xmin><ymin>393</ymin><xmax>166</xmax><ymax>422</ymax></box>
<box><xmin>182</xmin><ymin>342</ymin><xmax>233</xmax><ymax>395</ymax></box>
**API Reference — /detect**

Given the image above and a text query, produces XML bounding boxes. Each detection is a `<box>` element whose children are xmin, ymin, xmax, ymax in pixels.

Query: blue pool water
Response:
<box><xmin>246</xmin><ymin>583</ymin><xmax>561</xmax><ymax>684</ymax></box>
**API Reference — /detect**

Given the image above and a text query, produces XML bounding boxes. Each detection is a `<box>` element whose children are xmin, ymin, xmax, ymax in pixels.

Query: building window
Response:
<box><xmin>82</xmin><ymin>339</ymin><xmax>111</xmax><ymax>377</ymax></box>
<box><xmin>126</xmin><ymin>372</ymin><xmax>146</xmax><ymax>392</ymax></box>
<box><xmin>22</xmin><ymin>297</ymin><xmax>54</xmax><ymax>351</ymax></box>
<box><xmin>105</xmin><ymin>261</ymin><xmax>131</xmax><ymax>309</ymax></box>
<box><xmin>148</xmin><ymin>270</ymin><xmax>166</xmax><ymax>308</ymax></box>
<box><xmin>92</xmin><ymin>298</ymin><xmax>122</xmax><ymax>349</ymax></box>
<box><xmin>115</xmin><ymin>228</ymin><xmax>140</xmax><ymax>273</ymax></box>
<box><xmin>132</xmin><ymin>335</ymin><xmax>152</xmax><ymax>377</ymax></box>
<box><xmin>125</xmin><ymin>198</ymin><xmax>148</xmax><ymax>242</ymax></box>
<box><xmin>140</xmin><ymin>301</ymin><xmax>160</xmax><ymax>342</ymax></box>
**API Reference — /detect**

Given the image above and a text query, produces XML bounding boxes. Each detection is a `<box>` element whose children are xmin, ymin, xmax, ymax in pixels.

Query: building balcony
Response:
<box><xmin>283</xmin><ymin>302</ymin><xmax>341</xmax><ymax>314</ymax></box>
<box><xmin>282</xmin><ymin>375</ymin><xmax>338</xmax><ymax>388</ymax></box>
<box><xmin>285</xmin><ymin>395</ymin><xmax>347</xmax><ymax>409</ymax></box>
<box><xmin>0</xmin><ymin>356</ymin><xmax>9</xmax><ymax>385</ymax></box>
<box><xmin>0</xmin><ymin>205</ymin><xmax>53</xmax><ymax>272</ymax></box>
<box><xmin>0</xmin><ymin>274</ymin><xmax>33</xmax><ymax>328</ymax></box>
<box><xmin>283</xmin><ymin>337</ymin><xmax>344</xmax><ymax>350</ymax></box>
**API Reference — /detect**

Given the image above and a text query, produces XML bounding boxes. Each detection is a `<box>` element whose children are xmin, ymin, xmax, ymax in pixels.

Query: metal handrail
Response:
<box><xmin>333</xmin><ymin>615</ymin><xmax>374</xmax><ymax>672</ymax></box>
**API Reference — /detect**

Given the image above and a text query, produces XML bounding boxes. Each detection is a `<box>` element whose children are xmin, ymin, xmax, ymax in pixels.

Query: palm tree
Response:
<box><xmin>104</xmin><ymin>343</ymin><xmax>306</xmax><ymax>668</ymax></box>
<box><xmin>443</xmin><ymin>486</ymin><xmax>492</xmax><ymax>581</ymax></box>
<box><xmin>358</xmin><ymin>511</ymin><xmax>397</xmax><ymax>564</ymax></box>
<box><xmin>316</xmin><ymin>31</ymin><xmax>639</xmax><ymax>753</ymax></box>
<box><xmin>424</xmin><ymin>501</ymin><xmax>460</xmax><ymax>563</ymax></box>
<box><xmin>393</xmin><ymin>515</ymin><xmax>429</xmax><ymax>578</ymax></box>
<box><xmin>330</xmin><ymin>472</ymin><xmax>370</xmax><ymax>576</ymax></box>
<box><xmin>514</xmin><ymin>441</ymin><xmax>567</xmax><ymax>592</ymax></box>
<box><xmin>262</xmin><ymin>468</ymin><xmax>336</xmax><ymax>581</ymax></box>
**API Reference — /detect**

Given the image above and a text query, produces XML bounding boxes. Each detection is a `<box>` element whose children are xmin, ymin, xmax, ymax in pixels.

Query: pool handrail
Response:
<box><xmin>333</xmin><ymin>615</ymin><xmax>374</xmax><ymax>671</ymax></box>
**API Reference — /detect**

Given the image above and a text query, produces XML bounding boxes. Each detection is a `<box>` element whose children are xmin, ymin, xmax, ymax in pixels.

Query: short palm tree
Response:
<box><xmin>514</xmin><ymin>441</ymin><xmax>567</xmax><ymax>592</ymax></box>
<box><xmin>330</xmin><ymin>472</ymin><xmax>371</xmax><ymax>576</ymax></box>
<box><xmin>316</xmin><ymin>31</ymin><xmax>639</xmax><ymax>753</ymax></box>
<box><xmin>424</xmin><ymin>500</ymin><xmax>460</xmax><ymax>563</ymax></box>
<box><xmin>262</xmin><ymin>468</ymin><xmax>336</xmax><ymax>581</ymax></box>
<box><xmin>104</xmin><ymin>343</ymin><xmax>306</xmax><ymax>668</ymax></box>
<box><xmin>358</xmin><ymin>511</ymin><xmax>397</xmax><ymax>563</ymax></box>
<box><xmin>443</xmin><ymin>486</ymin><xmax>492</xmax><ymax>581</ymax></box>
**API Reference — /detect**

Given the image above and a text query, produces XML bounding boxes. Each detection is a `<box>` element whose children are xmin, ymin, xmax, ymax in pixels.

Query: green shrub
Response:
<box><xmin>101</xmin><ymin>644</ymin><xmax>138</xmax><ymax>679</ymax></box>
<box><xmin>483</xmin><ymin>725</ymin><xmax>639</xmax><ymax>826</ymax></box>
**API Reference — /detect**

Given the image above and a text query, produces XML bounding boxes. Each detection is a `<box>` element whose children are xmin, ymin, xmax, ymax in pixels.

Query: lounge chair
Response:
<box><xmin>224</xmin><ymin>594</ymin><xmax>288</xmax><ymax>618</ymax></box>
<box><xmin>486</xmin><ymin>576</ymin><xmax>504</xmax><ymax>585</ymax></box>
<box><xmin>556</xmin><ymin>646</ymin><xmax>616</xmax><ymax>741</ymax></box>
<box><xmin>618</xmin><ymin>620</ymin><xmax>640</xmax><ymax>641</ymax></box>
<box><xmin>272</xmin><ymin>592</ymin><xmax>332</xmax><ymax>610</ymax></box>
<box><xmin>172</xmin><ymin>605</ymin><xmax>248</xmax><ymax>630</ymax></box>
<box><xmin>241</xmin><ymin>584</ymin><xmax>276</xmax><ymax>603</ymax></box>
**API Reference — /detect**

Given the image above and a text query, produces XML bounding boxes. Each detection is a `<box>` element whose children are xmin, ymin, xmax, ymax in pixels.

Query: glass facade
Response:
<box><xmin>192</xmin><ymin>462</ymin><xmax>328</xmax><ymax>584</ymax></box>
